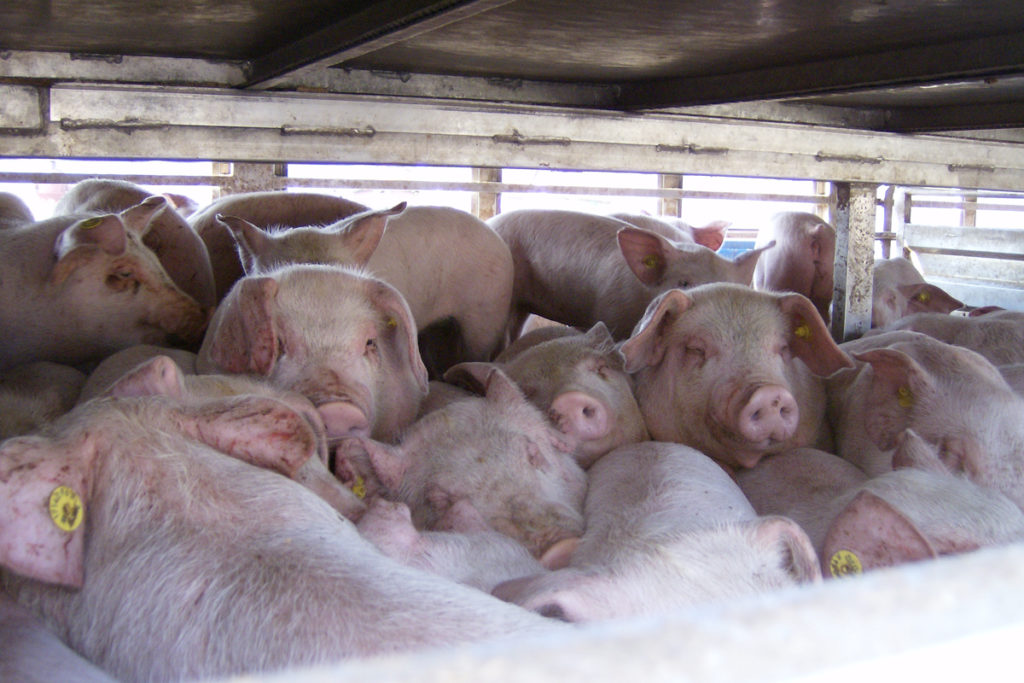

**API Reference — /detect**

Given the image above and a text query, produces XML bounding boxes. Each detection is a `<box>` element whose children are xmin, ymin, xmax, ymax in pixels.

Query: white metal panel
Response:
<box><xmin>0</xmin><ymin>85</ymin><xmax>42</xmax><ymax>131</ymax></box>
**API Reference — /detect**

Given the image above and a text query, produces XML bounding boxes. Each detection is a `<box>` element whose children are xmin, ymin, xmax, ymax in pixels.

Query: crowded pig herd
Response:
<box><xmin>2</xmin><ymin>179</ymin><xmax>1024</xmax><ymax>682</ymax></box>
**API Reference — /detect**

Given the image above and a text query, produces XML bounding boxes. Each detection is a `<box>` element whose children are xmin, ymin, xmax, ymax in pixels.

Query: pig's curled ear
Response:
<box><xmin>198</xmin><ymin>276</ymin><xmax>280</xmax><ymax>376</ymax></box>
<box><xmin>777</xmin><ymin>293</ymin><xmax>853</xmax><ymax>376</ymax></box>
<box><xmin>733</xmin><ymin>240</ymin><xmax>775</xmax><ymax>286</ymax></box>
<box><xmin>822</xmin><ymin>490</ymin><xmax>936</xmax><ymax>578</ymax></box>
<box><xmin>331</xmin><ymin>202</ymin><xmax>406</xmax><ymax>267</ymax></box>
<box><xmin>104</xmin><ymin>355</ymin><xmax>186</xmax><ymax>399</ymax></box>
<box><xmin>370</xmin><ymin>281</ymin><xmax>428</xmax><ymax>394</ymax></box>
<box><xmin>620</xmin><ymin>289</ymin><xmax>694</xmax><ymax>373</ymax></box>
<box><xmin>691</xmin><ymin>220</ymin><xmax>730</xmax><ymax>251</ymax></box>
<box><xmin>617</xmin><ymin>227</ymin><xmax>673</xmax><ymax>286</ymax></box>
<box><xmin>117</xmin><ymin>195</ymin><xmax>166</xmax><ymax>236</ymax></box>
<box><xmin>891</xmin><ymin>429</ymin><xmax>948</xmax><ymax>473</ymax></box>
<box><xmin>753</xmin><ymin>515</ymin><xmax>822</xmax><ymax>584</ymax></box>
<box><xmin>0</xmin><ymin>433</ymin><xmax>98</xmax><ymax>589</ymax></box>
<box><xmin>581</xmin><ymin>321</ymin><xmax>616</xmax><ymax>352</ymax></box>
<box><xmin>481</xmin><ymin>365</ymin><xmax>526</xmax><ymax>406</ymax></box>
<box><xmin>899</xmin><ymin>283</ymin><xmax>964</xmax><ymax>316</ymax></box>
<box><xmin>218</xmin><ymin>214</ymin><xmax>271</xmax><ymax>275</ymax></box>
<box><xmin>443</xmin><ymin>361</ymin><xmax>497</xmax><ymax>395</ymax></box>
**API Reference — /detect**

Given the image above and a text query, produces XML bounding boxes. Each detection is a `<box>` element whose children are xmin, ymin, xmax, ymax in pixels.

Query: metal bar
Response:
<box><xmin>471</xmin><ymin>167</ymin><xmax>502</xmax><ymax>220</ymax></box>
<box><xmin>658</xmin><ymin>174</ymin><xmax>683</xmax><ymax>217</ymax></box>
<box><xmin>617</xmin><ymin>32</ymin><xmax>1024</xmax><ymax>109</ymax></box>
<box><xmin>831</xmin><ymin>182</ymin><xmax>877</xmax><ymax>342</ymax></box>
<box><xmin>242</xmin><ymin>0</ymin><xmax>515</xmax><ymax>89</ymax></box>
<box><xmin>882</xmin><ymin>102</ymin><xmax>1024</xmax><ymax>133</ymax></box>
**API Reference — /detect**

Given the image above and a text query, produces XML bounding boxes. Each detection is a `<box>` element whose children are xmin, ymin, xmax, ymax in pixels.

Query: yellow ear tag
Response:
<box><xmin>794</xmin><ymin>323</ymin><xmax>811</xmax><ymax>340</ymax></box>
<box><xmin>48</xmin><ymin>486</ymin><xmax>84</xmax><ymax>532</ymax></box>
<box><xmin>897</xmin><ymin>385</ymin><xmax>914</xmax><ymax>408</ymax></box>
<box><xmin>642</xmin><ymin>255</ymin><xmax>660</xmax><ymax>269</ymax></box>
<box><xmin>829</xmin><ymin>550</ymin><xmax>862</xmax><ymax>578</ymax></box>
<box><xmin>916</xmin><ymin>290</ymin><xmax>931</xmax><ymax>303</ymax></box>
<box><xmin>79</xmin><ymin>217</ymin><xmax>103</xmax><ymax>230</ymax></box>
<box><xmin>385</xmin><ymin>316</ymin><xmax>397</xmax><ymax>329</ymax></box>
<box><xmin>351</xmin><ymin>476</ymin><xmax>367</xmax><ymax>500</ymax></box>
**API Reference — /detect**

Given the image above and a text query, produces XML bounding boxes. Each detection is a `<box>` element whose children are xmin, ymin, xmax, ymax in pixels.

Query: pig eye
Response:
<box><xmin>365</xmin><ymin>337</ymin><xmax>379</xmax><ymax>356</ymax></box>
<box><xmin>676</xmin><ymin>279</ymin><xmax>692</xmax><ymax>289</ymax></box>
<box><xmin>105</xmin><ymin>269</ymin><xmax>140</xmax><ymax>293</ymax></box>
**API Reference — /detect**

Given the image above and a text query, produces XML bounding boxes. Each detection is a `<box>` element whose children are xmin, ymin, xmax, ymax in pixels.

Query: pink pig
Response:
<box><xmin>871</xmin><ymin>257</ymin><xmax>963</xmax><ymax>328</ymax></box>
<box><xmin>753</xmin><ymin>212</ymin><xmax>836</xmax><ymax>324</ymax></box>
<box><xmin>197</xmin><ymin>264</ymin><xmax>428</xmax><ymax>441</ymax></box>
<box><xmin>621</xmin><ymin>283</ymin><xmax>853</xmax><ymax>469</ymax></box>
<box><xmin>488</xmin><ymin>209</ymin><xmax>773</xmax><ymax>339</ymax></box>
<box><xmin>610</xmin><ymin>212</ymin><xmax>730</xmax><ymax>251</ymax></box>
<box><xmin>0</xmin><ymin>198</ymin><xmax>210</xmax><ymax>371</ymax></box>
<box><xmin>0</xmin><ymin>192</ymin><xmax>34</xmax><ymax>230</ymax></box>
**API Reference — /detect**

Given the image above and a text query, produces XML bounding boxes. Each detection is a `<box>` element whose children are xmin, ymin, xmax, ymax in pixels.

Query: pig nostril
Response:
<box><xmin>582</xmin><ymin>406</ymin><xmax>596</xmax><ymax>419</ymax></box>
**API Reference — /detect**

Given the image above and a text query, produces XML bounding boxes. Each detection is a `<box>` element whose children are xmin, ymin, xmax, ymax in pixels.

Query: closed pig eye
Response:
<box><xmin>106</xmin><ymin>269</ymin><xmax>140</xmax><ymax>294</ymax></box>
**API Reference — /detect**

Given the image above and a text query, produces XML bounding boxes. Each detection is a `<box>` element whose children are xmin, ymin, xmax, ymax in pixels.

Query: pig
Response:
<box><xmin>610</xmin><ymin>212</ymin><xmax>730</xmax><ymax>251</ymax></box>
<box><xmin>197</xmin><ymin>263</ymin><xmax>428</xmax><ymax>442</ymax></box>
<box><xmin>1</xmin><ymin>362</ymin><xmax>87</xmax><ymax>439</ymax></box>
<box><xmin>738</xmin><ymin>435</ymin><xmax>1024</xmax><ymax>578</ymax></box>
<box><xmin>220</xmin><ymin>203</ymin><xmax>515</xmax><ymax>375</ymax></box>
<box><xmin>336</xmin><ymin>364</ymin><xmax>587</xmax><ymax>557</ymax></box>
<box><xmin>871</xmin><ymin>257</ymin><xmax>963</xmax><ymax>328</ymax></box>
<box><xmin>998</xmin><ymin>362</ymin><xmax>1024</xmax><ymax>396</ymax></box>
<box><xmin>99</xmin><ymin>353</ymin><xmax>367</xmax><ymax>520</ymax></box>
<box><xmin>187</xmin><ymin>190</ymin><xmax>369</xmax><ymax>300</ymax></box>
<box><xmin>876</xmin><ymin>309</ymin><xmax>1024</xmax><ymax>365</ymax></box>
<box><xmin>620</xmin><ymin>283</ymin><xmax>853</xmax><ymax>470</ymax></box>
<box><xmin>491</xmin><ymin>441</ymin><xmax>821</xmax><ymax>622</ymax></box>
<box><xmin>828</xmin><ymin>330</ymin><xmax>1024</xmax><ymax>510</ymax></box>
<box><xmin>54</xmin><ymin>178</ymin><xmax>217</xmax><ymax>309</ymax></box>
<box><xmin>356</xmin><ymin>498</ymin><xmax>549</xmax><ymax>593</ymax></box>
<box><xmin>77</xmin><ymin>343</ymin><xmax>198</xmax><ymax>404</ymax></box>
<box><xmin>0</xmin><ymin>198</ymin><xmax>210</xmax><ymax>371</ymax></box>
<box><xmin>0</xmin><ymin>192</ymin><xmax>34</xmax><ymax>230</ymax></box>
<box><xmin>0</xmin><ymin>389</ymin><xmax>558</xmax><ymax>682</ymax></box>
<box><xmin>753</xmin><ymin>212</ymin><xmax>836</xmax><ymax>324</ymax></box>
<box><xmin>449</xmin><ymin>322</ymin><xmax>649</xmax><ymax>469</ymax></box>
<box><xmin>1</xmin><ymin>588</ymin><xmax>116</xmax><ymax>683</ymax></box>
<box><xmin>488</xmin><ymin>209</ymin><xmax>774</xmax><ymax>339</ymax></box>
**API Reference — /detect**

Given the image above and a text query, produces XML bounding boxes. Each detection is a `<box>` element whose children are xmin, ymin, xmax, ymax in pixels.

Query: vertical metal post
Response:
<box><xmin>222</xmin><ymin>162</ymin><xmax>287</xmax><ymax>195</ymax></box>
<box><xmin>962</xmin><ymin>191</ymin><xmax>978</xmax><ymax>228</ymax></box>
<box><xmin>881</xmin><ymin>185</ymin><xmax>895</xmax><ymax>259</ymax></box>
<box><xmin>830</xmin><ymin>182</ymin><xmax>877</xmax><ymax>342</ymax></box>
<box><xmin>472</xmin><ymin>167</ymin><xmax>501</xmax><ymax>220</ymax></box>
<box><xmin>814</xmin><ymin>180</ymin><xmax>829</xmax><ymax>218</ymax></box>
<box><xmin>659</xmin><ymin>174</ymin><xmax>683</xmax><ymax>217</ymax></box>
<box><xmin>902</xmin><ymin>191</ymin><xmax>913</xmax><ymax>259</ymax></box>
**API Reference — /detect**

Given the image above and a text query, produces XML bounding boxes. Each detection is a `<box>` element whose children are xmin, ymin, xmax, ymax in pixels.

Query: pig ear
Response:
<box><xmin>732</xmin><ymin>240</ymin><xmax>775</xmax><ymax>286</ymax></box>
<box><xmin>0</xmin><ymin>433</ymin><xmax>97</xmax><ymax>588</ymax></box>
<box><xmin>753</xmin><ymin>515</ymin><xmax>822</xmax><ymax>584</ymax></box>
<box><xmin>777</xmin><ymin>293</ymin><xmax>853</xmax><ymax>376</ymax></box>
<box><xmin>117</xmin><ymin>195</ymin><xmax>166</xmax><ymax>235</ymax></box>
<box><xmin>891</xmin><ymin>428</ymin><xmax>948</xmax><ymax>473</ymax></box>
<box><xmin>104</xmin><ymin>355</ymin><xmax>186</xmax><ymax>399</ymax></box>
<box><xmin>442</xmin><ymin>361</ymin><xmax>496</xmax><ymax>395</ymax></box>
<box><xmin>539</xmin><ymin>536</ymin><xmax>579</xmax><ymax>570</ymax></box>
<box><xmin>823</xmin><ymin>490</ymin><xmax>936</xmax><ymax>578</ymax></box>
<box><xmin>201</xmin><ymin>276</ymin><xmax>280</xmax><ymax>376</ymax></box>
<box><xmin>51</xmin><ymin>215</ymin><xmax>131</xmax><ymax>285</ymax></box>
<box><xmin>617</xmin><ymin>227</ymin><xmax>674</xmax><ymax>286</ymax></box>
<box><xmin>329</xmin><ymin>202</ymin><xmax>405</xmax><ymax>266</ymax></box>
<box><xmin>218</xmin><ymin>214</ymin><xmax>271</xmax><ymax>274</ymax></box>
<box><xmin>370</xmin><ymin>281</ymin><xmax>429</xmax><ymax>394</ymax></box>
<box><xmin>852</xmin><ymin>347</ymin><xmax>935</xmax><ymax>451</ymax></box>
<box><xmin>620</xmin><ymin>289</ymin><xmax>694</xmax><ymax>372</ymax></box>
<box><xmin>899</xmin><ymin>283</ymin><xmax>964</xmax><ymax>315</ymax></box>
<box><xmin>361</xmin><ymin>436</ymin><xmax>411</xmax><ymax>492</ymax></box>
<box><xmin>482</xmin><ymin>364</ymin><xmax>526</xmax><ymax>405</ymax></box>
<box><xmin>180</xmin><ymin>396</ymin><xmax>318</xmax><ymax>477</ymax></box>
<box><xmin>691</xmin><ymin>220</ymin><xmax>730</xmax><ymax>251</ymax></box>
<box><xmin>581</xmin><ymin>321</ymin><xmax>616</xmax><ymax>351</ymax></box>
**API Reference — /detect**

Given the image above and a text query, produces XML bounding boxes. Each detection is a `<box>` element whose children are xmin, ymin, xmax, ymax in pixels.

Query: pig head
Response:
<box><xmin>197</xmin><ymin>264</ymin><xmax>428</xmax><ymax>441</ymax></box>
<box><xmin>621</xmin><ymin>283</ymin><xmax>852</xmax><ymax>469</ymax></box>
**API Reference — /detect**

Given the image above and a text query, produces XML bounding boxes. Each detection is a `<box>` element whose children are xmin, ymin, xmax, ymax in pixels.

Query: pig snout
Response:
<box><xmin>549</xmin><ymin>391</ymin><xmax>610</xmax><ymax>443</ymax></box>
<box><xmin>317</xmin><ymin>400</ymin><xmax>370</xmax><ymax>439</ymax></box>
<box><xmin>736</xmin><ymin>384</ymin><xmax>799</xmax><ymax>446</ymax></box>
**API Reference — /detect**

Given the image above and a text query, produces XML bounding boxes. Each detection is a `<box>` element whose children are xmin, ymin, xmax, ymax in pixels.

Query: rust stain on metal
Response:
<box><xmin>59</xmin><ymin>118</ymin><xmax>168</xmax><ymax>132</ymax></box>
<box><xmin>656</xmin><ymin>143</ymin><xmax>729</xmax><ymax>155</ymax></box>
<box><xmin>493</xmin><ymin>129</ymin><xmax>570</xmax><ymax>146</ymax></box>
<box><xmin>280</xmin><ymin>125</ymin><xmax>376</xmax><ymax>137</ymax></box>
<box><xmin>815</xmin><ymin>152</ymin><xmax>883</xmax><ymax>164</ymax></box>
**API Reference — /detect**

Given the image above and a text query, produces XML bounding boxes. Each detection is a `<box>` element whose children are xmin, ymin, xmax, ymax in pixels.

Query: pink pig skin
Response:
<box><xmin>55</xmin><ymin>179</ymin><xmax>217</xmax><ymax>309</ymax></box>
<box><xmin>450</xmin><ymin>322</ymin><xmax>648</xmax><ymax>469</ymax></box>
<box><xmin>0</xmin><ymin>192</ymin><xmax>34</xmax><ymax>230</ymax></box>
<box><xmin>829</xmin><ymin>330</ymin><xmax>1024</xmax><ymax>510</ymax></box>
<box><xmin>1</xmin><ymin>589</ymin><xmax>116</xmax><ymax>683</ymax></box>
<box><xmin>221</xmin><ymin>203</ymin><xmax>515</xmax><ymax>374</ymax></box>
<box><xmin>188</xmin><ymin>190</ymin><xmax>369</xmax><ymax>300</ymax></box>
<box><xmin>871</xmin><ymin>257</ymin><xmax>964</xmax><ymax>328</ymax></box>
<box><xmin>488</xmin><ymin>209</ymin><xmax>772</xmax><ymax>340</ymax></box>
<box><xmin>0</xmin><ymin>200</ymin><xmax>210</xmax><ymax>371</ymax></box>
<box><xmin>621</xmin><ymin>283</ymin><xmax>853</xmax><ymax>469</ymax></box>
<box><xmin>874</xmin><ymin>309</ymin><xmax>1024</xmax><ymax>365</ymax></box>
<box><xmin>753</xmin><ymin>212</ymin><xmax>837</xmax><ymax>324</ymax></box>
<box><xmin>340</xmin><ymin>365</ymin><xmax>587</xmax><ymax>558</ymax></box>
<box><xmin>0</xmin><ymin>392</ymin><xmax>558</xmax><ymax>682</ymax></box>
<box><xmin>491</xmin><ymin>441</ymin><xmax>820</xmax><ymax>622</ymax></box>
<box><xmin>610</xmin><ymin>212</ymin><xmax>730</xmax><ymax>251</ymax></box>
<box><xmin>197</xmin><ymin>264</ymin><xmax>428</xmax><ymax>442</ymax></box>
